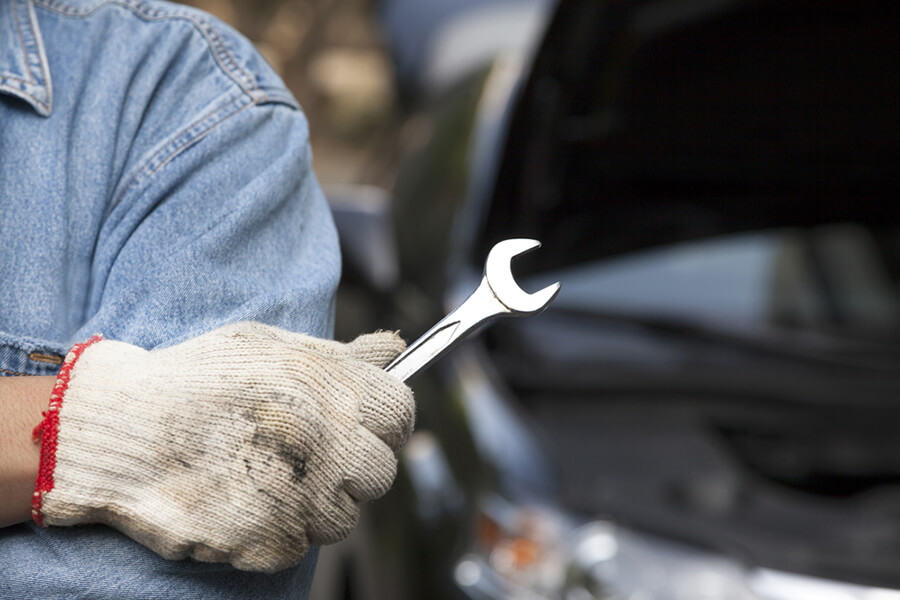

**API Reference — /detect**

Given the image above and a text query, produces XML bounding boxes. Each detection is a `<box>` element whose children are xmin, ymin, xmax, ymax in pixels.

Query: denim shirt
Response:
<box><xmin>0</xmin><ymin>0</ymin><xmax>340</xmax><ymax>597</ymax></box>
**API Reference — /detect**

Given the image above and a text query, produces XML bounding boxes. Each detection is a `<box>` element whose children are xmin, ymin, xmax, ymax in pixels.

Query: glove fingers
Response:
<box><xmin>216</xmin><ymin>321</ymin><xmax>345</xmax><ymax>356</ymax></box>
<box><xmin>306</xmin><ymin>488</ymin><xmax>360</xmax><ymax>546</ymax></box>
<box><xmin>343</xmin><ymin>428</ymin><xmax>397</xmax><ymax>502</ymax></box>
<box><xmin>344</xmin><ymin>331</ymin><xmax>407</xmax><ymax>368</ymax></box>
<box><xmin>357</xmin><ymin>368</ymin><xmax>415</xmax><ymax>451</ymax></box>
<box><xmin>211</xmin><ymin>324</ymin><xmax>408</xmax><ymax>373</ymax></box>
<box><xmin>230</xmin><ymin>529</ymin><xmax>310</xmax><ymax>574</ymax></box>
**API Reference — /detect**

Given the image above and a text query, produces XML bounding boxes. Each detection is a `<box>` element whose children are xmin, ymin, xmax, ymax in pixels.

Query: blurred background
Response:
<box><xmin>182</xmin><ymin>0</ymin><xmax>401</xmax><ymax>188</ymax></box>
<box><xmin>181</xmin><ymin>1</ymin><xmax>900</xmax><ymax>599</ymax></box>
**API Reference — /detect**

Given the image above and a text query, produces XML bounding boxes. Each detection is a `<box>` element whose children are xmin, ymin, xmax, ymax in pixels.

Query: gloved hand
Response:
<box><xmin>31</xmin><ymin>322</ymin><xmax>414</xmax><ymax>573</ymax></box>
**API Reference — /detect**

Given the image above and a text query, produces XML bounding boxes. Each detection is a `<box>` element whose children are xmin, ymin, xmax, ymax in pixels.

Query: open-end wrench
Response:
<box><xmin>385</xmin><ymin>239</ymin><xmax>561</xmax><ymax>382</ymax></box>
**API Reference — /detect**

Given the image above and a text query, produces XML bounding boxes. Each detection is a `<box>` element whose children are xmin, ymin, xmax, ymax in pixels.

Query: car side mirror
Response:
<box><xmin>326</xmin><ymin>184</ymin><xmax>400</xmax><ymax>292</ymax></box>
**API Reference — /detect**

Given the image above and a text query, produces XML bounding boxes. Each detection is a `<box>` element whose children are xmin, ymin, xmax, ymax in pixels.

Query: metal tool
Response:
<box><xmin>385</xmin><ymin>238</ymin><xmax>561</xmax><ymax>382</ymax></box>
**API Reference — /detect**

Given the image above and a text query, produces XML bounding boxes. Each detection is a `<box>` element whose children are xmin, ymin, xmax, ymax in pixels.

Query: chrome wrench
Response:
<box><xmin>385</xmin><ymin>239</ymin><xmax>561</xmax><ymax>382</ymax></box>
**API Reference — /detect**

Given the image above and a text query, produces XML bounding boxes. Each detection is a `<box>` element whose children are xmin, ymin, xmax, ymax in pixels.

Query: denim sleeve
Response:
<box><xmin>70</xmin><ymin>96</ymin><xmax>341</xmax><ymax>349</ymax></box>
<box><xmin>1</xmin><ymin>3</ymin><xmax>341</xmax><ymax>597</ymax></box>
<box><xmin>0</xmin><ymin>99</ymin><xmax>339</xmax><ymax>599</ymax></box>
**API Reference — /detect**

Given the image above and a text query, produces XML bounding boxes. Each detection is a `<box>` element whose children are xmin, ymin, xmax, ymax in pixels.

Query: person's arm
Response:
<box><xmin>21</xmin><ymin>324</ymin><xmax>412</xmax><ymax>573</ymax></box>
<box><xmin>0</xmin><ymin>376</ymin><xmax>55</xmax><ymax>527</ymax></box>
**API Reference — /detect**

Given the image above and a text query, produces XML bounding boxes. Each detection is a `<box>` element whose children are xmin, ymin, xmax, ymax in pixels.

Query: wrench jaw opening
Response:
<box><xmin>386</xmin><ymin>238</ymin><xmax>560</xmax><ymax>382</ymax></box>
<box><xmin>484</xmin><ymin>239</ymin><xmax>561</xmax><ymax>315</ymax></box>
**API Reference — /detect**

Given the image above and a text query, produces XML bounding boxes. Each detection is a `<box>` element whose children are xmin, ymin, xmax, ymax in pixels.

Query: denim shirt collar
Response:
<box><xmin>0</xmin><ymin>0</ymin><xmax>52</xmax><ymax>116</ymax></box>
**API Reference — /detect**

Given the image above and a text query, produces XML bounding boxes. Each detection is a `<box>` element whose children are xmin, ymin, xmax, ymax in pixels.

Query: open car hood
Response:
<box><xmin>480</xmin><ymin>0</ymin><xmax>900</xmax><ymax>273</ymax></box>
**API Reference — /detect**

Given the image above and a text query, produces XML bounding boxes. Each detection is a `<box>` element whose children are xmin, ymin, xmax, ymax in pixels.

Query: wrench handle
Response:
<box><xmin>385</xmin><ymin>279</ymin><xmax>507</xmax><ymax>382</ymax></box>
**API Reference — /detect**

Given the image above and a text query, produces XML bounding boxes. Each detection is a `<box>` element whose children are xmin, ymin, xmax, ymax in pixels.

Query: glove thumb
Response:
<box><xmin>345</xmin><ymin>331</ymin><xmax>407</xmax><ymax>369</ymax></box>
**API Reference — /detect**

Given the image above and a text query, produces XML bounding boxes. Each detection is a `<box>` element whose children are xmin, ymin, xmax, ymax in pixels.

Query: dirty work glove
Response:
<box><xmin>31</xmin><ymin>322</ymin><xmax>414</xmax><ymax>573</ymax></box>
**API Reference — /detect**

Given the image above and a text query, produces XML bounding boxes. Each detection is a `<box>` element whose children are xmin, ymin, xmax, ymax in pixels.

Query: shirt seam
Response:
<box><xmin>0</xmin><ymin>0</ymin><xmax>51</xmax><ymax>113</ymax></box>
<box><xmin>90</xmin><ymin>92</ymin><xmax>255</xmax><ymax>335</ymax></box>
<box><xmin>12</xmin><ymin>2</ymin><xmax>32</xmax><ymax>86</ymax></box>
<box><xmin>0</xmin><ymin>333</ymin><xmax>70</xmax><ymax>377</ymax></box>
<box><xmin>106</xmin><ymin>91</ymin><xmax>256</xmax><ymax>216</ymax></box>
<box><xmin>32</xmin><ymin>0</ymin><xmax>263</xmax><ymax>100</ymax></box>
<box><xmin>90</xmin><ymin>97</ymin><xmax>310</xmax><ymax>330</ymax></box>
<box><xmin>25</xmin><ymin>0</ymin><xmax>50</xmax><ymax>104</ymax></box>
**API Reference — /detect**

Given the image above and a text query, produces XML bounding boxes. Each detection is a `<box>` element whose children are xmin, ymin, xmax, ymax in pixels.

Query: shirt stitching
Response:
<box><xmin>29</xmin><ymin>352</ymin><xmax>63</xmax><ymax>365</ymax></box>
<box><xmin>11</xmin><ymin>2</ymin><xmax>31</xmax><ymax>83</ymax></box>
<box><xmin>109</xmin><ymin>100</ymin><xmax>236</xmax><ymax>211</ymax></box>
<box><xmin>0</xmin><ymin>76</ymin><xmax>44</xmax><ymax>112</ymax></box>
<box><xmin>0</xmin><ymin>367</ymin><xmax>26</xmax><ymax>376</ymax></box>
<box><xmin>6</xmin><ymin>0</ymin><xmax>50</xmax><ymax>113</ymax></box>
<box><xmin>147</xmin><ymin>100</ymin><xmax>254</xmax><ymax>177</ymax></box>
<box><xmin>33</xmin><ymin>0</ymin><xmax>259</xmax><ymax>98</ymax></box>
<box><xmin>130</xmin><ymin>105</ymin><xmax>296</xmax><ymax>267</ymax></box>
<box><xmin>0</xmin><ymin>74</ymin><xmax>30</xmax><ymax>84</ymax></box>
<box><xmin>26</xmin><ymin>0</ymin><xmax>51</xmax><ymax>102</ymax></box>
<box><xmin>108</xmin><ymin>93</ymin><xmax>254</xmax><ymax>214</ymax></box>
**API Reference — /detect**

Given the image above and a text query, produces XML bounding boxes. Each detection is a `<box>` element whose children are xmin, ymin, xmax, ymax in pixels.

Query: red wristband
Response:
<box><xmin>31</xmin><ymin>335</ymin><xmax>103</xmax><ymax>526</ymax></box>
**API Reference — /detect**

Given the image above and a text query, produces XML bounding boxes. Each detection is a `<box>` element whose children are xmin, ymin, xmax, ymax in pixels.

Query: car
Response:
<box><xmin>316</xmin><ymin>0</ymin><xmax>900</xmax><ymax>598</ymax></box>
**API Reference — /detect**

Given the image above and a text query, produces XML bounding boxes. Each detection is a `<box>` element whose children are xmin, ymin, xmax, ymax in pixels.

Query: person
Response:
<box><xmin>0</xmin><ymin>0</ymin><xmax>413</xmax><ymax>598</ymax></box>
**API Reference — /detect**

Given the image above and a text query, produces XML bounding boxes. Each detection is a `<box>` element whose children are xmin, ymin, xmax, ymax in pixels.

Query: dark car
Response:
<box><xmin>316</xmin><ymin>0</ymin><xmax>900</xmax><ymax>598</ymax></box>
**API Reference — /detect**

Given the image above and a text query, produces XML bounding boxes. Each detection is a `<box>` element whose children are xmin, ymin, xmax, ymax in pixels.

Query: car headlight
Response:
<box><xmin>454</xmin><ymin>496</ymin><xmax>572</xmax><ymax>599</ymax></box>
<box><xmin>452</xmin><ymin>496</ymin><xmax>758</xmax><ymax>600</ymax></box>
<box><xmin>454</xmin><ymin>499</ymin><xmax>900</xmax><ymax>600</ymax></box>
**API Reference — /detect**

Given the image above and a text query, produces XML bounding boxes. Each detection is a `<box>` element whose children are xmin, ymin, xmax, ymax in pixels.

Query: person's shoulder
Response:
<box><xmin>33</xmin><ymin>0</ymin><xmax>297</xmax><ymax>108</ymax></box>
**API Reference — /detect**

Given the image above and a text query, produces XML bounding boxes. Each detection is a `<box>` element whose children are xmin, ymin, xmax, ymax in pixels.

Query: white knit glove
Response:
<box><xmin>31</xmin><ymin>322</ymin><xmax>414</xmax><ymax>573</ymax></box>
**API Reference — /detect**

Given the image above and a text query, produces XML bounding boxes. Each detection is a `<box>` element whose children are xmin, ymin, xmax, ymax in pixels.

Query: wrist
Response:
<box><xmin>0</xmin><ymin>375</ymin><xmax>56</xmax><ymax>527</ymax></box>
<box><xmin>33</xmin><ymin>336</ymin><xmax>223</xmax><ymax>530</ymax></box>
<box><xmin>31</xmin><ymin>336</ymin><xmax>103</xmax><ymax>525</ymax></box>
